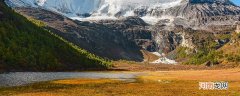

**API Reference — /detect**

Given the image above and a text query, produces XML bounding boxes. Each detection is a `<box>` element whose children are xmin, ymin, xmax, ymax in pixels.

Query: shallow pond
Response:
<box><xmin>0</xmin><ymin>72</ymin><xmax>141</xmax><ymax>87</ymax></box>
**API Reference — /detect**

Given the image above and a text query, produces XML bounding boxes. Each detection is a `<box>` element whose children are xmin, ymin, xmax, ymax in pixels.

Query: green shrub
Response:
<box><xmin>176</xmin><ymin>47</ymin><xmax>188</xmax><ymax>58</ymax></box>
<box><xmin>184</xmin><ymin>50</ymin><xmax>222</xmax><ymax>65</ymax></box>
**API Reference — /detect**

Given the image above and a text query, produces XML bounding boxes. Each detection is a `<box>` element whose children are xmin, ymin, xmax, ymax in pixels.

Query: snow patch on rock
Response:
<box><xmin>36</xmin><ymin>0</ymin><xmax>46</xmax><ymax>6</ymax></box>
<box><xmin>151</xmin><ymin>57</ymin><xmax>177</xmax><ymax>64</ymax></box>
<box><xmin>150</xmin><ymin>52</ymin><xmax>177</xmax><ymax>64</ymax></box>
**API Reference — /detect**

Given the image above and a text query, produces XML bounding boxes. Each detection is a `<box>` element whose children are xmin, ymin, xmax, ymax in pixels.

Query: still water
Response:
<box><xmin>0</xmin><ymin>72</ymin><xmax>141</xmax><ymax>87</ymax></box>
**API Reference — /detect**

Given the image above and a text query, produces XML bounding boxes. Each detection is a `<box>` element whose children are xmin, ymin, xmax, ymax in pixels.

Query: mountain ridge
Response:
<box><xmin>0</xmin><ymin>0</ymin><xmax>111</xmax><ymax>72</ymax></box>
<box><xmin>188</xmin><ymin>0</ymin><xmax>233</xmax><ymax>4</ymax></box>
<box><xmin>5</xmin><ymin>0</ymin><xmax>240</xmax><ymax>27</ymax></box>
<box><xmin>4</xmin><ymin>0</ymin><xmax>240</xmax><ymax>66</ymax></box>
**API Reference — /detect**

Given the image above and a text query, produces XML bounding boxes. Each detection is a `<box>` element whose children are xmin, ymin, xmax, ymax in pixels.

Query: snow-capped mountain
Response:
<box><xmin>5</xmin><ymin>0</ymin><xmax>240</xmax><ymax>25</ymax></box>
<box><xmin>4</xmin><ymin>0</ymin><xmax>240</xmax><ymax>63</ymax></box>
<box><xmin>5</xmin><ymin>0</ymin><xmax>182</xmax><ymax>23</ymax></box>
<box><xmin>6</xmin><ymin>0</ymin><xmax>182</xmax><ymax>16</ymax></box>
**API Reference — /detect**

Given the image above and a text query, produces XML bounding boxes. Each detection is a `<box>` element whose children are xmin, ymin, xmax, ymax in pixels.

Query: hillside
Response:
<box><xmin>4</xmin><ymin>0</ymin><xmax>240</xmax><ymax>67</ymax></box>
<box><xmin>218</xmin><ymin>32</ymin><xmax>240</xmax><ymax>64</ymax></box>
<box><xmin>0</xmin><ymin>1</ymin><xmax>111</xmax><ymax>72</ymax></box>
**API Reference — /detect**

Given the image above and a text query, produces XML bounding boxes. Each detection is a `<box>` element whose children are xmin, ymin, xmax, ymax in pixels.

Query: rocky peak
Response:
<box><xmin>188</xmin><ymin>0</ymin><xmax>233</xmax><ymax>5</ymax></box>
<box><xmin>97</xmin><ymin>16</ymin><xmax>148</xmax><ymax>27</ymax></box>
<box><xmin>120</xmin><ymin>16</ymin><xmax>148</xmax><ymax>26</ymax></box>
<box><xmin>163</xmin><ymin>0</ymin><xmax>240</xmax><ymax>28</ymax></box>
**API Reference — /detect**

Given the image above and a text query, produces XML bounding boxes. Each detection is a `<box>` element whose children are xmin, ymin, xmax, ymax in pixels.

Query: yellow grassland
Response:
<box><xmin>0</xmin><ymin>69</ymin><xmax>239</xmax><ymax>96</ymax></box>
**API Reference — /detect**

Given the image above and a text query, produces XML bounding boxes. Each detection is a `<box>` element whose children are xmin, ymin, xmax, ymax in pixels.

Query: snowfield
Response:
<box><xmin>151</xmin><ymin>57</ymin><xmax>178</xmax><ymax>64</ymax></box>
<box><xmin>5</xmin><ymin>0</ymin><xmax>182</xmax><ymax>24</ymax></box>
<box><xmin>150</xmin><ymin>52</ymin><xmax>177</xmax><ymax>64</ymax></box>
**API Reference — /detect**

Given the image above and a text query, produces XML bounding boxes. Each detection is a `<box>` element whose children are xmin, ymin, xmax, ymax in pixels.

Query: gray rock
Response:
<box><xmin>9</xmin><ymin>0</ymin><xmax>240</xmax><ymax>61</ymax></box>
<box><xmin>15</xmin><ymin>8</ymin><xmax>144</xmax><ymax>61</ymax></box>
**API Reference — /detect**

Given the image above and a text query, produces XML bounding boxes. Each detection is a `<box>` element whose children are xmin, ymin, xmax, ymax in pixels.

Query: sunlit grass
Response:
<box><xmin>0</xmin><ymin>69</ymin><xmax>239</xmax><ymax>96</ymax></box>
<box><xmin>52</xmin><ymin>78</ymin><xmax>119</xmax><ymax>85</ymax></box>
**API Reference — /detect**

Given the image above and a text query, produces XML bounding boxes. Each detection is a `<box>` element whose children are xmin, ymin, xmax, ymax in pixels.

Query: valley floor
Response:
<box><xmin>112</xmin><ymin>50</ymin><xmax>240</xmax><ymax>71</ymax></box>
<box><xmin>112</xmin><ymin>61</ymin><xmax>240</xmax><ymax>71</ymax></box>
<box><xmin>0</xmin><ymin>69</ymin><xmax>239</xmax><ymax>96</ymax></box>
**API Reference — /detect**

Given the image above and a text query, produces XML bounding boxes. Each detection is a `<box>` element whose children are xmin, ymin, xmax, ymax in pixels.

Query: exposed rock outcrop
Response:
<box><xmin>6</xmin><ymin>0</ymin><xmax>240</xmax><ymax>62</ymax></box>
<box><xmin>15</xmin><ymin>8</ymin><xmax>144</xmax><ymax>61</ymax></box>
<box><xmin>235</xmin><ymin>22</ymin><xmax>240</xmax><ymax>33</ymax></box>
<box><xmin>165</xmin><ymin>0</ymin><xmax>240</xmax><ymax>27</ymax></box>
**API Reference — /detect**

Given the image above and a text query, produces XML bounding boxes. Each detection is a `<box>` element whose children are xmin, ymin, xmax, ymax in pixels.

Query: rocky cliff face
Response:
<box><xmin>15</xmin><ymin>8</ymin><xmax>144</xmax><ymax>61</ymax></box>
<box><xmin>188</xmin><ymin>0</ymin><xmax>233</xmax><ymax>4</ymax></box>
<box><xmin>96</xmin><ymin>17</ymin><xmax>157</xmax><ymax>51</ymax></box>
<box><xmin>129</xmin><ymin>0</ymin><xmax>240</xmax><ymax>28</ymax></box>
<box><xmin>165</xmin><ymin>0</ymin><xmax>240</xmax><ymax>27</ymax></box>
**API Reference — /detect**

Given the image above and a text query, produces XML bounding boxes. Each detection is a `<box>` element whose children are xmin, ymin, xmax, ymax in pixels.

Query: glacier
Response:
<box><xmin>5</xmin><ymin>0</ymin><xmax>182</xmax><ymax>24</ymax></box>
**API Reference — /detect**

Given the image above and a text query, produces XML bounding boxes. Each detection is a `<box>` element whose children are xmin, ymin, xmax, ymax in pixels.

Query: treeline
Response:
<box><xmin>0</xmin><ymin>1</ymin><xmax>111</xmax><ymax>71</ymax></box>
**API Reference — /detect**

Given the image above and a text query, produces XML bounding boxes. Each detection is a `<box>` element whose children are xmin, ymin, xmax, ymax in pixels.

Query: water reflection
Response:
<box><xmin>0</xmin><ymin>72</ymin><xmax>141</xmax><ymax>87</ymax></box>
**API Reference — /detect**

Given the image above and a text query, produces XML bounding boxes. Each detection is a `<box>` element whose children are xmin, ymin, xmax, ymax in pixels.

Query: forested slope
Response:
<box><xmin>0</xmin><ymin>1</ymin><xmax>111</xmax><ymax>72</ymax></box>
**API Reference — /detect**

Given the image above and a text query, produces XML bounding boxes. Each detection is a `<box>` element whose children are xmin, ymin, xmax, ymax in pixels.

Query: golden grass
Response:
<box><xmin>140</xmin><ymin>68</ymin><xmax>240</xmax><ymax>81</ymax></box>
<box><xmin>52</xmin><ymin>78</ymin><xmax>118</xmax><ymax>85</ymax></box>
<box><xmin>219</xmin><ymin>33</ymin><xmax>240</xmax><ymax>55</ymax></box>
<box><xmin>7</xmin><ymin>81</ymin><xmax>240</xmax><ymax>96</ymax></box>
<box><xmin>220</xmin><ymin>41</ymin><xmax>240</xmax><ymax>55</ymax></box>
<box><xmin>12</xmin><ymin>92</ymin><xmax>63</xmax><ymax>96</ymax></box>
<box><xmin>1</xmin><ymin>69</ymin><xmax>240</xmax><ymax>96</ymax></box>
